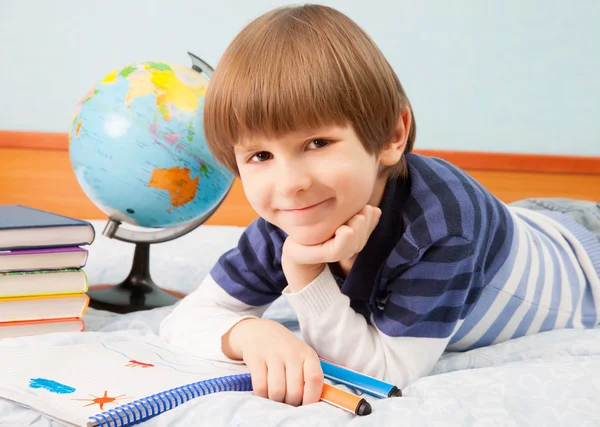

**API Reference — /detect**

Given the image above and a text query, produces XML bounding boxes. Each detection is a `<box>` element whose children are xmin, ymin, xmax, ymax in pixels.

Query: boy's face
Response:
<box><xmin>234</xmin><ymin>125</ymin><xmax>388</xmax><ymax>245</ymax></box>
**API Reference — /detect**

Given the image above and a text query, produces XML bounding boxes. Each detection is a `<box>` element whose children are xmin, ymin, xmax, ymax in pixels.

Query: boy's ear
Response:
<box><xmin>379</xmin><ymin>107</ymin><xmax>411</xmax><ymax>166</ymax></box>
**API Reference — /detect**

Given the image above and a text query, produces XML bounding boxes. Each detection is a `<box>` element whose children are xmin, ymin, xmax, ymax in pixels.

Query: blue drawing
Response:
<box><xmin>29</xmin><ymin>378</ymin><xmax>76</xmax><ymax>394</ymax></box>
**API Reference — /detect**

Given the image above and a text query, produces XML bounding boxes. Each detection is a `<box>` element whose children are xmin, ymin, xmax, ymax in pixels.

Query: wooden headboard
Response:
<box><xmin>1</xmin><ymin>131</ymin><xmax>599</xmax><ymax>225</ymax></box>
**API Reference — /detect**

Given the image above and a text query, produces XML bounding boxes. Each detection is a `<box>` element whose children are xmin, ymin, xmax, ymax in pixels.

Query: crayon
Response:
<box><xmin>321</xmin><ymin>383</ymin><xmax>371</xmax><ymax>415</ymax></box>
<box><xmin>320</xmin><ymin>359</ymin><xmax>402</xmax><ymax>399</ymax></box>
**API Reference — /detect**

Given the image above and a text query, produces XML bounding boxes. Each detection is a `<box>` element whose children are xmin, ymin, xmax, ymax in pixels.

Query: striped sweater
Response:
<box><xmin>160</xmin><ymin>153</ymin><xmax>600</xmax><ymax>388</ymax></box>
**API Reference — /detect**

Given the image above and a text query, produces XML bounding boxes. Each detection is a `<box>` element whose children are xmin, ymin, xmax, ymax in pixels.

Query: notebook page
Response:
<box><xmin>0</xmin><ymin>334</ymin><xmax>249</xmax><ymax>426</ymax></box>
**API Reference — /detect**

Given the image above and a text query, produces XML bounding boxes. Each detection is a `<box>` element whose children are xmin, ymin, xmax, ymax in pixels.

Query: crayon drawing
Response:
<box><xmin>29</xmin><ymin>378</ymin><xmax>75</xmax><ymax>394</ymax></box>
<box><xmin>99</xmin><ymin>339</ymin><xmax>246</xmax><ymax>375</ymax></box>
<box><xmin>72</xmin><ymin>390</ymin><xmax>128</xmax><ymax>410</ymax></box>
<box><xmin>126</xmin><ymin>360</ymin><xmax>155</xmax><ymax>368</ymax></box>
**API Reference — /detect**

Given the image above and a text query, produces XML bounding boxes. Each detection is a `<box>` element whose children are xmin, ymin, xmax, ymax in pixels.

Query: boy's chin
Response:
<box><xmin>284</xmin><ymin>224</ymin><xmax>338</xmax><ymax>247</ymax></box>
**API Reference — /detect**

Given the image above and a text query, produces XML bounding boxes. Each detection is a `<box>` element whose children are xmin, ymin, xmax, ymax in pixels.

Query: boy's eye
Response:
<box><xmin>250</xmin><ymin>151</ymin><xmax>272</xmax><ymax>162</ymax></box>
<box><xmin>308</xmin><ymin>139</ymin><xmax>330</xmax><ymax>149</ymax></box>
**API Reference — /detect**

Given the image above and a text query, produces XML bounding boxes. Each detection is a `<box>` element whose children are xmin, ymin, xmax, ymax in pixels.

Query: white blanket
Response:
<box><xmin>1</xmin><ymin>221</ymin><xmax>599</xmax><ymax>426</ymax></box>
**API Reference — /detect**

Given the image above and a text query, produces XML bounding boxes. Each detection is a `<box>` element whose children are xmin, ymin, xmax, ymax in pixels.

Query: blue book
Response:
<box><xmin>0</xmin><ymin>205</ymin><xmax>95</xmax><ymax>251</ymax></box>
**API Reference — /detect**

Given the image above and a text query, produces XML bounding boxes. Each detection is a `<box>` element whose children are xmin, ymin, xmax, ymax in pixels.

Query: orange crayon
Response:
<box><xmin>320</xmin><ymin>383</ymin><xmax>372</xmax><ymax>415</ymax></box>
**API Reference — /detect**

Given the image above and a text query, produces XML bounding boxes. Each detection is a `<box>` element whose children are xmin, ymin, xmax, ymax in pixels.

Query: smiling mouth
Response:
<box><xmin>282</xmin><ymin>199</ymin><xmax>331</xmax><ymax>213</ymax></box>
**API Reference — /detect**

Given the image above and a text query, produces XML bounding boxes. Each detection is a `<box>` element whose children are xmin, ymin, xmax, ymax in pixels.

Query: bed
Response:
<box><xmin>1</xmin><ymin>136</ymin><xmax>600</xmax><ymax>426</ymax></box>
<box><xmin>1</xmin><ymin>221</ymin><xmax>599</xmax><ymax>426</ymax></box>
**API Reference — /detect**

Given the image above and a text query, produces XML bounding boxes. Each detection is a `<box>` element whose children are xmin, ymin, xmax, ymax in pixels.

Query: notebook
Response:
<box><xmin>0</xmin><ymin>247</ymin><xmax>89</xmax><ymax>272</ymax></box>
<box><xmin>0</xmin><ymin>317</ymin><xmax>85</xmax><ymax>339</ymax></box>
<box><xmin>0</xmin><ymin>205</ymin><xmax>95</xmax><ymax>251</ymax></box>
<box><xmin>0</xmin><ymin>334</ymin><xmax>252</xmax><ymax>427</ymax></box>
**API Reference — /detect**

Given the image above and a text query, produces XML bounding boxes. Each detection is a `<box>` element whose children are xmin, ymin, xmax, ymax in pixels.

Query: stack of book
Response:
<box><xmin>0</xmin><ymin>205</ymin><xmax>96</xmax><ymax>339</ymax></box>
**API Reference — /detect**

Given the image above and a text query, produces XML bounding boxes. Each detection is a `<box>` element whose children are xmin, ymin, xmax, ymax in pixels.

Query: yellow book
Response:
<box><xmin>0</xmin><ymin>269</ymin><xmax>88</xmax><ymax>298</ymax></box>
<box><xmin>0</xmin><ymin>293</ymin><xmax>89</xmax><ymax>323</ymax></box>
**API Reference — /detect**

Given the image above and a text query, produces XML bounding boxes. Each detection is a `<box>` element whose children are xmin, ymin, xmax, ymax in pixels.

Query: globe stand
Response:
<box><xmin>87</xmin><ymin>177</ymin><xmax>232</xmax><ymax>313</ymax></box>
<box><xmin>87</xmin><ymin>243</ymin><xmax>183</xmax><ymax>313</ymax></box>
<box><xmin>86</xmin><ymin>52</ymin><xmax>233</xmax><ymax>314</ymax></box>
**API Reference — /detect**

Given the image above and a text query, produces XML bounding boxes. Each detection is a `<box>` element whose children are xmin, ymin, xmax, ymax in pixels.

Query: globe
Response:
<box><xmin>68</xmin><ymin>55</ymin><xmax>234</xmax><ymax>313</ymax></box>
<box><xmin>69</xmin><ymin>59</ymin><xmax>234</xmax><ymax>229</ymax></box>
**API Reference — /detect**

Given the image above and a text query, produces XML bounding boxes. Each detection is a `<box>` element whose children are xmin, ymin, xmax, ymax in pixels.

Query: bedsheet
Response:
<box><xmin>1</xmin><ymin>221</ymin><xmax>599</xmax><ymax>426</ymax></box>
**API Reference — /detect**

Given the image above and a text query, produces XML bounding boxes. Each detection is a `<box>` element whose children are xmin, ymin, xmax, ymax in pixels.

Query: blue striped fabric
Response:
<box><xmin>210</xmin><ymin>153</ymin><xmax>600</xmax><ymax>350</ymax></box>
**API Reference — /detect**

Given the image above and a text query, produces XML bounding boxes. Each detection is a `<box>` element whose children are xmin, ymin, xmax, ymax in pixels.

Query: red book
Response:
<box><xmin>0</xmin><ymin>317</ymin><xmax>85</xmax><ymax>339</ymax></box>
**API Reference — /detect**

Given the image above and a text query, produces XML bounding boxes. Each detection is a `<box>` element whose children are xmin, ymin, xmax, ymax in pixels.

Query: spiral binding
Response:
<box><xmin>89</xmin><ymin>372</ymin><xmax>253</xmax><ymax>427</ymax></box>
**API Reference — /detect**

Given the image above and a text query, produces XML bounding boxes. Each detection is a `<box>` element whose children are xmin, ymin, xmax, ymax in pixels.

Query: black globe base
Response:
<box><xmin>87</xmin><ymin>243</ymin><xmax>184</xmax><ymax>314</ymax></box>
<box><xmin>87</xmin><ymin>282</ymin><xmax>182</xmax><ymax>314</ymax></box>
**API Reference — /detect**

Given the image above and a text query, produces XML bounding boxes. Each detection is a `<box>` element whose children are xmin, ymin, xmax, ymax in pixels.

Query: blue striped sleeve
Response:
<box><xmin>375</xmin><ymin>235</ymin><xmax>483</xmax><ymax>339</ymax></box>
<box><xmin>209</xmin><ymin>219</ymin><xmax>288</xmax><ymax>306</ymax></box>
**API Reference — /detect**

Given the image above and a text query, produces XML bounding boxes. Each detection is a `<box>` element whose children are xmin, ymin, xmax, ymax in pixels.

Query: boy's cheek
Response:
<box><xmin>245</xmin><ymin>192</ymin><xmax>270</xmax><ymax>218</ymax></box>
<box><xmin>238</xmin><ymin>176</ymin><xmax>269</xmax><ymax>211</ymax></box>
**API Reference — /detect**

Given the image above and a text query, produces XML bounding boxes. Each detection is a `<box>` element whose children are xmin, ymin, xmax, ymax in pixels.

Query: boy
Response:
<box><xmin>160</xmin><ymin>4</ymin><xmax>600</xmax><ymax>407</ymax></box>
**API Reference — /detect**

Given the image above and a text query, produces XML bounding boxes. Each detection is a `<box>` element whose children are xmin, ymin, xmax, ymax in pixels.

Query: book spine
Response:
<box><xmin>89</xmin><ymin>372</ymin><xmax>253</xmax><ymax>427</ymax></box>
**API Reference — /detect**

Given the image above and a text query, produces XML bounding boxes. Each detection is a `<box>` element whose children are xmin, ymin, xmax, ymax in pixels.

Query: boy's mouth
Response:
<box><xmin>281</xmin><ymin>198</ymin><xmax>333</xmax><ymax>213</ymax></box>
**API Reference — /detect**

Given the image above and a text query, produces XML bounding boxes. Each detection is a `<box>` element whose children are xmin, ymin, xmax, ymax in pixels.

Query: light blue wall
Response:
<box><xmin>1</xmin><ymin>0</ymin><xmax>599</xmax><ymax>155</ymax></box>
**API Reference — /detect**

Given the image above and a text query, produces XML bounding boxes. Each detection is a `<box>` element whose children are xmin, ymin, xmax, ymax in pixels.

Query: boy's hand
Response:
<box><xmin>223</xmin><ymin>318</ymin><xmax>324</xmax><ymax>406</ymax></box>
<box><xmin>282</xmin><ymin>205</ymin><xmax>382</xmax><ymax>292</ymax></box>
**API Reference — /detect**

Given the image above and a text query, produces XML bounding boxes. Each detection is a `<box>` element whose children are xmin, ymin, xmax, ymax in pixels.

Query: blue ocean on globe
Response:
<box><xmin>69</xmin><ymin>61</ymin><xmax>233</xmax><ymax>228</ymax></box>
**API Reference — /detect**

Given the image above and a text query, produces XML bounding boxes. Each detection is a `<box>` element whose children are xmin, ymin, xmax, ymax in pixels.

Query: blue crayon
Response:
<box><xmin>320</xmin><ymin>359</ymin><xmax>402</xmax><ymax>399</ymax></box>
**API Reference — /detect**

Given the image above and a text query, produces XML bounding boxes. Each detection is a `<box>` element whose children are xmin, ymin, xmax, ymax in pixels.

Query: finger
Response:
<box><xmin>347</xmin><ymin>211</ymin><xmax>366</xmax><ymax>228</ymax></box>
<box><xmin>361</xmin><ymin>206</ymin><xmax>373</xmax><ymax>243</ymax></box>
<box><xmin>302</xmin><ymin>354</ymin><xmax>324</xmax><ymax>406</ymax></box>
<box><xmin>287</xmin><ymin>234</ymin><xmax>339</xmax><ymax>265</ymax></box>
<box><xmin>284</xmin><ymin>360</ymin><xmax>304</xmax><ymax>406</ymax></box>
<box><xmin>356</xmin><ymin>205</ymin><xmax>381</xmax><ymax>244</ymax></box>
<box><xmin>352</xmin><ymin>206</ymin><xmax>379</xmax><ymax>253</ymax></box>
<box><xmin>249</xmin><ymin>361</ymin><xmax>268</xmax><ymax>399</ymax></box>
<box><xmin>369</xmin><ymin>207</ymin><xmax>382</xmax><ymax>234</ymax></box>
<box><xmin>330</xmin><ymin>225</ymin><xmax>356</xmax><ymax>260</ymax></box>
<box><xmin>357</xmin><ymin>204</ymin><xmax>370</xmax><ymax>217</ymax></box>
<box><xmin>346</xmin><ymin>213</ymin><xmax>367</xmax><ymax>252</ymax></box>
<box><xmin>267</xmin><ymin>359</ymin><xmax>286</xmax><ymax>403</ymax></box>
<box><xmin>363</xmin><ymin>205</ymin><xmax>373</xmax><ymax>225</ymax></box>
<box><xmin>306</xmin><ymin>226</ymin><xmax>354</xmax><ymax>264</ymax></box>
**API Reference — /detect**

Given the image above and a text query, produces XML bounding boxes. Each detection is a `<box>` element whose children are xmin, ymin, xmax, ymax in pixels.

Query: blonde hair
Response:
<box><xmin>204</xmin><ymin>4</ymin><xmax>416</xmax><ymax>178</ymax></box>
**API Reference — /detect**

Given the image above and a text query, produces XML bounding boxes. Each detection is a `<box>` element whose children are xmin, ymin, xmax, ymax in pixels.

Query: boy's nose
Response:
<box><xmin>276</xmin><ymin>164</ymin><xmax>312</xmax><ymax>196</ymax></box>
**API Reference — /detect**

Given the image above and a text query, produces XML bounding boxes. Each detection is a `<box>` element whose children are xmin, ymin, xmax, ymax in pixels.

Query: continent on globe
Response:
<box><xmin>148</xmin><ymin>166</ymin><xmax>199</xmax><ymax>208</ymax></box>
<box><xmin>123</xmin><ymin>63</ymin><xmax>206</xmax><ymax>121</ymax></box>
<box><xmin>69</xmin><ymin>60</ymin><xmax>234</xmax><ymax>228</ymax></box>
